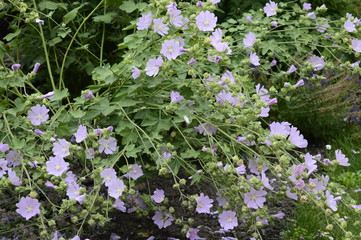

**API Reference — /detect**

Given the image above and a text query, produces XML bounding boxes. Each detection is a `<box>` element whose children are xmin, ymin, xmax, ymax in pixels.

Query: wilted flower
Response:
<box><xmin>32</xmin><ymin>62</ymin><xmax>41</xmax><ymax>73</ymax></box>
<box><xmin>35</xmin><ymin>19</ymin><xmax>44</xmax><ymax>25</ymax></box>
<box><xmin>27</xmin><ymin>104</ymin><xmax>50</xmax><ymax>126</ymax></box>
<box><xmin>325</xmin><ymin>190</ymin><xmax>341</xmax><ymax>211</ymax></box>
<box><xmin>114</xmin><ymin>199</ymin><xmax>126</xmax><ymax>212</ymax></box>
<box><xmin>6</xmin><ymin>150</ymin><xmax>22</xmax><ymax>167</ymax></box>
<box><xmin>11</xmin><ymin>64</ymin><xmax>21</xmax><ymax>71</ymax></box>
<box><xmin>16</xmin><ymin>197</ymin><xmax>41</xmax><ymax>220</ymax></box>
<box><xmin>194</xmin><ymin>123</ymin><xmax>217</xmax><ymax>136</ymax></box>
<box><xmin>196</xmin><ymin>11</ymin><xmax>217</xmax><ymax>31</ymax></box>
<box><xmin>288</xmin><ymin>65</ymin><xmax>297</xmax><ymax>73</ymax></box>
<box><xmin>294</xmin><ymin>80</ymin><xmax>305</xmax><ymax>88</ymax></box>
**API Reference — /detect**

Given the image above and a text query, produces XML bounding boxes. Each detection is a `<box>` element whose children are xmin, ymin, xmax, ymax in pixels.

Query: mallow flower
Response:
<box><xmin>152</xmin><ymin>211</ymin><xmax>174</xmax><ymax>229</ymax></box>
<box><xmin>46</xmin><ymin>156</ymin><xmax>70</xmax><ymax>177</ymax></box>
<box><xmin>335</xmin><ymin>149</ymin><xmax>350</xmax><ymax>166</ymax></box>
<box><xmin>98</xmin><ymin>137</ymin><xmax>117</xmax><ymax>154</ymax></box>
<box><xmin>27</xmin><ymin>104</ymin><xmax>50</xmax><ymax>126</ymax></box>
<box><xmin>351</xmin><ymin>39</ymin><xmax>361</xmax><ymax>52</ymax></box>
<box><xmin>218</xmin><ymin>211</ymin><xmax>238</xmax><ymax>230</ymax></box>
<box><xmin>196</xmin><ymin>193</ymin><xmax>213</xmax><ymax>213</ymax></box>
<box><xmin>263</xmin><ymin>1</ymin><xmax>278</xmax><ymax>17</ymax></box>
<box><xmin>196</xmin><ymin>11</ymin><xmax>217</xmax><ymax>31</ymax></box>
<box><xmin>145</xmin><ymin>56</ymin><xmax>163</xmax><ymax>76</ymax></box>
<box><xmin>244</xmin><ymin>188</ymin><xmax>267</xmax><ymax>209</ymax></box>
<box><xmin>137</xmin><ymin>12</ymin><xmax>153</xmax><ymax>30</ymax></box>
<box><xmin>161</xmin><ymin>39</ymin><xmax>183</xmax><ymax>60</ymax></box>
<box><xmin>243</xmin><ymin>32</ymin><xmax>256</xmax><ymax>48</ymax></box>
<box><xmin>16</xmin><ymin>197</ymin><xmax>41</xmax><ymax>220</ymax></box>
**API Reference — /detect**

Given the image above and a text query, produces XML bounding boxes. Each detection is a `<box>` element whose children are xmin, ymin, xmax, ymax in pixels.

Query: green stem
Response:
<box><xmin>59</xmin><ymin>0</ymin><xmax>104</xmax><ymax>89</ymax></box>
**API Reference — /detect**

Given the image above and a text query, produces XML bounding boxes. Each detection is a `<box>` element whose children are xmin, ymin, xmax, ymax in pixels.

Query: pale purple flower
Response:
<box><xmin>101</xmin><ymin>168</ymin><xmax>118</xmax><ymax>186</ymax></box>
<box><xmin>303</xmin><ymin>3</ymin><xmax>311</xmax><ymax>10</ymax></box>
<box><xmin>0</xmin><ymin>159</ymin><xmax>8</xmax><ymax>178</ymax></box>
<box><xmin>108</xmin><ymin>179</ymin><xmax>125</xmax><ymax>199</ymax></box>
<box><xmin>196</xmin><ymin>193</ymin><xmax>213</xmax><ymax>213</ymax></box>
<box><xmin>244</xmin><ymin>188</ymin><xmax>267</xmax><ymax>209</ymax></box>
<box><xmin>145</xmin><ymin>56</ymin><xmax>163</xmax><ymax>77</ymax></box>
<box><xmin>94</xmin><ymin>128</ymin><xmax>103</xmax><ymax>135</ymax></box>
<box><xmin>304</xmin><ymin>153</ymin><xmax>317</xmax><ymax>175</ymax></box>
<box><xmin>114</xmin><ymin>199</ymin><xmax>126</xmax><ymax>212</ymax></box>
<box><xmin>307</xmin><ymin>55</ymin><xmax>325</xmax><ymax>71</ymax></box>
<box><xmin>0</xmin><ymin>143</ymin><xmax>9</xmax><ymax>152</ymax></box>
<box><xmin>325</xmin><ymin>190</ymin><xmax>341</xmax><ymax>211</ymax></box>
<box><xmin>210</xmin><ymin>28</ymin><xmax>223</xmax><ymax>44</ymax></box>
<box><xmin>308</xmin><ymin>12</ymin><xmax>316</xmax><ymax>19</ymax></box>
<box><xmin>289</xmin><ymin>127</ymin><xmax>308</xmax><ymax>148</ymax></box>
<box><xmin>194</xmin><ymin>123</ymin><xmax>217</xmax><ymax>136</ymax></box>
<box><xmin>67</xmin><ymin>182</ymin><xmax>85</xmax><ymax>204</ymax></box>
<box><xmin>71</xmin><ymin>236</ymin><xmax>80</xmax><ymax>240</ymax></box>
<box><xmin>186</xmin><ymin>228</ymin><xmax>200</xmax><ymax>240</ymax></box>
<box><xmin>352</xmin><ymin>205</ymin><xmax>361</xmax><ymax>209</ymax></box>
<box><xmin>351</xmin><ymin>39</ymin><xmax>361</xmax><ymax>52</ymax></box>
<box><xmin>216</xmin><ymin>90</ymin><xmax>239</xmax><ymax>106</ymax></box>
<box><xmin>210</xmin><ymin>0</ymin><xmax>221</xmax><ymax>4</ymax></box>
<box><xmin>196</xmin><ymin>1</ymin><xmax>203</xmax><ymax>7</ymax></box>
<box><xmin>6</xmin><ymin>150</ymin><xmax>22</xmax><ymax>167</ymax></box>
<box><xmin>218</xmin><ymin>211</ymin><xmax>238</xmax><ymax>230</ymax></box>
<box><xmin>288</xmin><ymin>65</ymin><xmax>297</xmax><ymax>73</ymax></box>
<box><xmin>196</xmin><ymin>11</ymin><xmax>217</xmax><ymax>31</ymax></box>
<box><xmin>294</xmin><ymin>79</ymin><xmax>305</xmax><ymax>88</ymax></box>
<box><xmin>212</xmin><ymin>41</ymin><xmax>229</xmax><ymax>53</ymax></box>
<box><xmin>131</xmin><ymin>66</ymin><xmax>141</xmax><ymax>79</ymax></box>
<box><xmin>153</xmin><ymin>18</ymin><xmax>169</xmax><ymax>36</ymax></box>
<box><xmin>270</xmin><ymin>122</ymin><xmax>291</xmax><ymax>136</ymax></box>
<box><xmin>151</xmin><ymin>189</ymin><xmax>165</xmax><ymax>203</ymax></box>
<box><xmin>27</xmin><ymin>104</ymin><xmax>50</xmax><ymax>126</ymax></box>
<box><xmin>46</xmin><ymin>156</ymin><xmax>69</xmax><ymax>177</ymax></box>
<box><xmin>295</xmin><ymin>179</ymin><xmax>305</xmax><ymax>189</ymax></box>
<box><xmin>236</xmin><ymin>165</ymin><xmax>246</xmax><ymax>175</ymax></box>
<box><xmin>11</xmin><ymin>64</ymin><xmax>21</xmax><ymax>71</ymax></box>
<box><xmin>245</xmin><ymin>16</ymin><xmax>252</xmax><ymax>23</ymax></box>
<box><xmin>335</xmin><ymin>149</ymin><xmax>350</xmax><ymax>166</ymax></box>
<box><xmin>286</xmin><ymin>187</ymin><xmax>298</xmax><ymax>200</ymax></box>
<box><xmin>344</xmin><ymin>20</ymin><xmax>356</xmax><ymax>32</ymax></box>
<box><xmin>216</xmin><ymin>192</ymin><xmax>228</xmax><ymax>207</ymax></box>
<box><xmin>243</xmin><ymin>32</ymin><xmax>256</xmax><ymax>48</ymax></box>
<box><xmin>270</xmin><ymin>59</ymin><xmax>277</xmax><ymax>66</ymax></box>
<box><xmin>261</xmin><ymin>171</ymin><xmax>274</xmax><ymax>190</ymax></box>
<box><xmin>8</xmin><ymin>169</ymin><xmax>22</xmax><ymax>186</ymax></box>
<box><xmin>106</xmin><ymin>126</ymin><xmax>113</xmax><ymax>132</ymax></box>
<box><xmin>137</xmin><ymin>12</ymin><xmax>153</xmax><ymax>30</ymax></box>
<box><xmin>316</xmin><ymin>21</ymin><xmax>329</xmax><ymax>32</ymax></box>
<box><xmin>16</xmin><ymin>197</ymin><xmax>41</xmax><ymax>220</ymax></box>
<box><xmin>271</xmin><ymin>21</ymin><xmax>278</xmax><ymax>27</ymax></box>
<box><xmin>188</xmin><ymin>58</ymin><xmax>197</xmax><ymax>65</ymax></box>
<box><xmin>52</xmin><ymin>139</ymin><xmax>70</xmax><ymax>157</ymax></box>
<box><xmin>32</xmin><ymin>63</ymin><xmax>41</xmax><ymax>73</ymax></box>
<box><xmin>36</xmin><ymin>91</ymin><xmax>54</xmax><ymax>100</ymax></box>
<box><xmin>168</xmin><ymin>6</ymin><xmax>183</xmax><ymax>27</ymax></box>
<box><xmin>161</xmin><ymin>39</ymin><xmax>183</xmax><ymax>60</ymax></box>
<box><xmin>309</xmin><ymin>177</ymin><xmax>327</xmax><ymax>194</ymax></box>
<box><xmin>351</xmin><ymin>61</ymin><xmax>360</xmax><ymax>68</ymax></box>
<box><xmin>63</xmin><ymin>172</ymin><xmax>77</xmax><ymax>187</ymax></box>
<box><xmin>99</xmin><ymin>137</ymin><xmax>117</xmax><ymax>154</ymax></box>
<box><xmin>35</xmin><ymin>19</ymin><xmax>44</xmax><ymax>25</ymax></box>
<box><xmin>152</xmin><ymin>211</ymin><xmax>174</xmax><ymax>229</ymax></box>
<box><xmin>263</xmin><ymin>1</ymin><xmax>278</xmax><ymax>17</ymax></box>
<box><xmin>249</xmin><ymin>53</ymin><xmax>260</xmax><ymax>66</ymax></box>
<box><xmin>126</xmin><ymin>164</ymin><xmax>143</xmax><ymax>180</ymax></box>
<box><xmin>73</xmin><ymin>125</ymin><xmax>88</xmax><ymax>143</ymax></box>
<box><xmin>256</xmin><ymin>216</ymin><xmax>269</xmax><ymax>225</ymax></box>
<box><xmin>221</xmin><ymin>70</ymin><xmax>236</xmax><ymax>84</ymax></box>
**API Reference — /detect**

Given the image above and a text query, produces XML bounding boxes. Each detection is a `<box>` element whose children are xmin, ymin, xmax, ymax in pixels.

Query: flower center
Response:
<box><xmin>26</xmin><ymin>205</ymin><xmax>33</xmax><ymax>213</ymax></box>
<box><xmin>55</xmin><ymin>164</ymin><xmax>62</xmax><ymax>171</ymax></box>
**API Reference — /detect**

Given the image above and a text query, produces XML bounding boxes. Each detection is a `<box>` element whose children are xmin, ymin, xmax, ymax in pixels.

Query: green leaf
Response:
<box><xmin>119</xmin><ymin>128</ymin><xmax>138</xmax><ymax>144</ymax></box>
<box><xmin>93</xmin><ymin>12</ymin><xmax>117</xmax><ymax>24</ymax></box>
<box><xmin>48</xmin><ymin>37</ymin><xmax>62</xmax><ymax>46</ymax></box>
<box><xmin>119</xmin><ymin>1</ymin><xmax>137</xmax><ymax>13</ymax></box>
<box><xmin>38</xmin><ymin>1</ymin><xmax>60</xmax><ymax>10</ymax></box>
<box><xmin>137</xmin><ymin>2</ymin><xmax>148</xmax><ymax>11</ymax></box>
<box><xmin>12</xmin><ymin>137</ymin><xmax>25</xmax><ymax>150</ymax></box>
<box><xmin>55</xmin><ymin>120</ymin><xmax>77</xmax><ymax>137</ymax></box>
<box><xmin>63</xmin><ymin>6</ymin><xmax>82</xmax><ymax>24</ymax></box>
<box><xmin>51</xmin><ymin>89</ymin><xmax>69</xmax><ymax>101</ymax></box>
<box><xmin>3</xmin><ymin>29</ymin><xmax>21</xmax><ymax>42</ymax></box>
<box><xmin>180</xmin><ymin>149</ymin><xmax>199</xmax><ymax>159</ymax></box>
<box><xmin>69</xmin><ymin>110</ymin><xmax>86</xmax><ymax>118</ymax></box>
<box><xmin>6</xmin><ymin>98</ymin><xmax>26</xmax><ymax>116</ymax></box>
<box><xmin>124</xmin><ymin>144</ymin><xmax>141</xmax><ymax>158</ymax></box>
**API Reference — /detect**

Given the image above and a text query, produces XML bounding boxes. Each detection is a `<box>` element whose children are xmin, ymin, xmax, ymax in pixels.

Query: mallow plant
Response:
<box><xmin>0</xmin><ymin>0</ymin><xmax>360</xmax><ymax>239</ymax></box>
